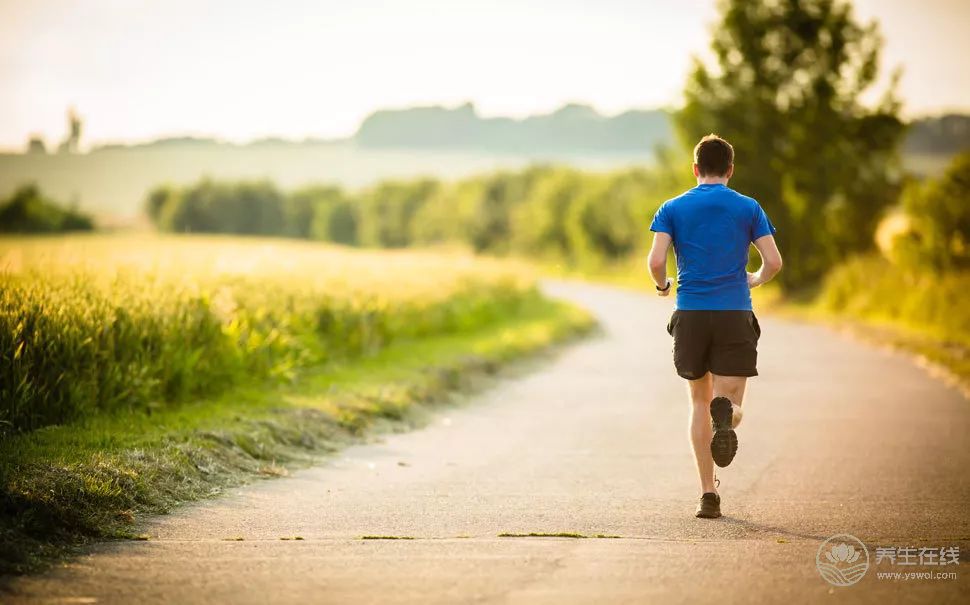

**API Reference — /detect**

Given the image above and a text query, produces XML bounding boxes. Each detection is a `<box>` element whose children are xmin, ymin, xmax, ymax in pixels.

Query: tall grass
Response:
<box><xmin>0</xmin><ymin>235</ymin><xmax>537</xmax><ymax>434</ymax></box>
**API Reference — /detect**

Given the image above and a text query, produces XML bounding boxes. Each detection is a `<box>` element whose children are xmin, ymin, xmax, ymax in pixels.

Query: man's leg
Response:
<box><xmin>709</xmin><ymin>374</ymin><xmax>747</xmax><ymax>467</ymax></box>
<box><xmin>712</xmin><ymin>374</ymin><xmax>746</xmax><ymax>428</ymax></box>
<box><xmin>687</xmin><ymin>372</ymin><xmax>716</xmax><ymax>494</ymax></box>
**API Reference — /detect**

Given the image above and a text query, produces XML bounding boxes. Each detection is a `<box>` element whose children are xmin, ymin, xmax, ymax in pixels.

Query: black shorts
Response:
<box><xmin>666</xmin><ymin>310</ymin><xmax>761</xmax><ymax>380</ymax></box>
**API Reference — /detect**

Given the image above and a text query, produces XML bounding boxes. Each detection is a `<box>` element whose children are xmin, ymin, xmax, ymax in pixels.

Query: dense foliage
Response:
<box><xmin>148</xmin><ymin>165</ymin><xmax>692</xmax><ymax>270</ymax></box>
<box><xmin>0</xmin><ymin>185</ymin><xmax>94</xmax><ymax>233</ymax></box>
<box><xmin>146</xmin><ymin>180</ymin><xmax>284</xmax><ymax>235</ymax></box>
<box><xmin>893</xmin><ymin>152</ymin><xmax>970</xmax><ymax>272</ymax></box>
<box><xmin>818</xmin><ymin>152</ymin><xmax>970</xmax><ymax>351</ymax></box>
<box><xmin>677</xmin><ymin>0</ymin><xmax>904</xmax><ymax>288</ymax></box>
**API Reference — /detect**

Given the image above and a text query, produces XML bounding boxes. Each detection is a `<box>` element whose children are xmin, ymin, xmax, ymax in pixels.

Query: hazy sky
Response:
<box><xmin>1</xmin><ymin>0</ymin><xmax>968</xmax><ymax>149</ymax></box>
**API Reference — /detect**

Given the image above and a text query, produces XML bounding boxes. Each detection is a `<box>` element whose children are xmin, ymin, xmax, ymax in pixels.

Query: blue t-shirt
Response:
<box><xmin>650</xmin><ymin>183</ymin><xmax>776</xmax><ymax>311</ymax></box>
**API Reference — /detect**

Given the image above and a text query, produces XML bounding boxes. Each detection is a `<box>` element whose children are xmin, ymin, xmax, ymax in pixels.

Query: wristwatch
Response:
<box><xmin>656</xmin><ymin>279</ymin><xmax>672</xmax><ymax>292</ymax></box>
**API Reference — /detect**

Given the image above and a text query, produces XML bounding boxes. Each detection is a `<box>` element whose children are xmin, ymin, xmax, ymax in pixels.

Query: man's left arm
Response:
<box><xmin>748</xmin><ymin>234</ymin><xmax>783</xmax><ymax>288</ymax></box>
<box><xmin>648</xmin><ymin>232</ymin><xmax>673</xmax><ymax>297</ymax></box>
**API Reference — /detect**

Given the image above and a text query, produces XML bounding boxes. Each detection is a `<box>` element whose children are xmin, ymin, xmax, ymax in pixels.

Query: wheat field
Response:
<box><xmin>0</xmin><ymin>234</ymin><xmax>539</xmax><ymax>434</ymax></box>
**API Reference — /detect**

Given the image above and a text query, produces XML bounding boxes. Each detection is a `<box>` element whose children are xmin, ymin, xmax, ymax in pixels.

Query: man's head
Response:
<box><xmin>692</xmin><ymin>134</ymin><xmax>734</xmax><ymax>180</ymax></box>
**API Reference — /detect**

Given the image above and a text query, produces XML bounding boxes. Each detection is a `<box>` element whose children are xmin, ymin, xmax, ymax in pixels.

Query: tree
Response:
<box><xmin>145</xmin><ymin>186</ymin><xmax>173</xmax><ymax>223</ymax></box>
<box><xmin>149</xmin><ymin>179</ymin><xmax>284</xmax><ymax>235</ymax></box>
<box><xmin>221</xmin><ymin>181</ymin><xmax>284</xmax><ymax>235</ymax></box>
<box><xmin>357</xmin><ymin>179</ymin><xmax>439</xmax><ymax>248</ymax></box>
<box><xmin>893</xmin><ymin>152</ymin><xmax>970</xmax><ymax>272</ymax></box>
<box><xmin>466</xmin><ymin>168</ymin><xmax>548</xmax><ymax>254</ymax></box>
<box><xmin>409</xmin><ymin>179</ymin><xmax>481</xmax><ymax>247</ymax></box>
<box><xmin>0</xmin><ymin>185</ymin><xmax>93</xmax><ymax>233</ymax></box>
<box><xmin>301</xmin><ymin>186</ymin><xmax>359</xmax><ymax>244</ymax></box>
<box><xmin>509</xmin><ymin>168</ymin><xmax>582</xmax><ymax>259</ymax></box>
<box><xmin>676</xmin><ymin>0</ymin><xmax>904</xmax><ymax>288</ymax></box>
<box><xmin>283</xmin><ymin>188</ymin><xmax>318</xmax><ymax>239</ymax></box>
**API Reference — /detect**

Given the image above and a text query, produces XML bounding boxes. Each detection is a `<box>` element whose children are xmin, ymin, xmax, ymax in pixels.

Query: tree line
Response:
<box><xmin>146</xmin><ymin>161</ymin><xmax>692</xmax><ymax>270</ymax></box>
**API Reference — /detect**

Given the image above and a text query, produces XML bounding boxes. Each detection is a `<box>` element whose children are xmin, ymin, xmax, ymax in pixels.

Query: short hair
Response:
<box><xmin>693</xmin><ymin>134</ymin><xmax>734</xmax><ymax>177</ymax></box>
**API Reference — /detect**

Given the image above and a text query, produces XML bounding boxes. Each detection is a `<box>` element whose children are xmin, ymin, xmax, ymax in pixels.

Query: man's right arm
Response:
<box><xmin>748</xmin><ymin>234</ymin><xmax>783</xmax><ymax>288</ymax></box>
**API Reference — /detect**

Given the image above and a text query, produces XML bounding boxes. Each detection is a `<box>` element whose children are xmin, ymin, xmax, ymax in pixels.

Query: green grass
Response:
<box><xmin>498</xmin><ymin>532</ymin><xmax>588</xmax><ymax>539</ymax></box>
<box><xmin>0</xmin><ymin>296</ymin><xmax>594</xmax><ymax>578</ymax></box>
<box><xmin>0</xmin><ymin>234</ymin><xmax>547</xmax><ymax>435</ymax></box>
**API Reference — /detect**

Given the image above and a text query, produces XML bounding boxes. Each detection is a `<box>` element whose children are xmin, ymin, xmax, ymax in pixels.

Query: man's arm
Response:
<box><xmin>748</xmin><ymin>234</ymin><xmax>783</xmax><ymax>288</ymax></box>
<box><xmin>648</xmin><ymin>231</ymin><xmax>673</xmax><ymax>296</ymax></box>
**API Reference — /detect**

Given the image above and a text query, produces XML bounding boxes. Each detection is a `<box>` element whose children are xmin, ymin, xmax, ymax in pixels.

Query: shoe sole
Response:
<box><xmin>695</xmin><ymin>509</ymin><xmax>722</xmax><ymax>519</ymax></box>
<box><xmin>710</xmin><ymin>397</ymin><xmax>738</xmax><ymax>468</ymax></box>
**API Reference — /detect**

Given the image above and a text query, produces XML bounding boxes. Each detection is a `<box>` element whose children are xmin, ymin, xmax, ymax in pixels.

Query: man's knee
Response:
<box><xmin>712</xmin><ymin>374</ymin><xmax>746</xmax><ymax>400</ymax></box>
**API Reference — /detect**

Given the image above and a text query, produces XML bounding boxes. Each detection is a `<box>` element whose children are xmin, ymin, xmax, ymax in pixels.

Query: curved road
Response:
<box><xmin>9</xmin><ymin>281</ymin><xmax>969</xmax><ymax>604</ymax></box>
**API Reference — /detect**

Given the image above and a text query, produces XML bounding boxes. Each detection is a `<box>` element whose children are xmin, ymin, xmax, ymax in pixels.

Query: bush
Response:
<box><xmin>356</xmin><ymin>179</ymin><xmax>438</xmax><ymax>248</ymax></box>
<box><xmin>0</xmin><ymin>185</ymin><xmax>94</xmax><ymax>234</ymax></box>
<box><xmin>892</xmin><ymin>152</ymin><xmax>970</xmax><ymax>272</ymax></box>
<box><xmin>818</xmin><ymin>255</ymin><xmax>970</xmax><ymax>345</ymax></box>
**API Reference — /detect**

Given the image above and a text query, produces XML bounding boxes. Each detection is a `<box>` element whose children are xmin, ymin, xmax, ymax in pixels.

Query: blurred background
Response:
<box><xmin>1</xmin><ymin>0</ymin><xmax>968</xmax><ymax>352</ymax></box>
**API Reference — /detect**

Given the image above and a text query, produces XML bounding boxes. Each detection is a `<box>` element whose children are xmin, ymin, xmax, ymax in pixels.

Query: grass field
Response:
<box><xmin>0</xmin><ymin>235</ymin><xmax>543</xmax><ymax>434</ymax></box>
<box><xmin>0</xmin><ymin>234</ymin><xmax>594</xmax><ymax>575</ymax></box>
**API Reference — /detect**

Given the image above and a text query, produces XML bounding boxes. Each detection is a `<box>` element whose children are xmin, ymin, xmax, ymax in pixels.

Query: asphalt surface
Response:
<box><xmin>8</xmin><ymin>281</ymin><xmax>969</xmax><ymax>604</ymax></box>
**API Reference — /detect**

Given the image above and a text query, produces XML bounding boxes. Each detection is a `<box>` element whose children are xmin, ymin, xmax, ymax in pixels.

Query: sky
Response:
<box><xmin>1</xmin><ymin>0</ymin><xmax>968</xmax><ymax>150</ymax></box>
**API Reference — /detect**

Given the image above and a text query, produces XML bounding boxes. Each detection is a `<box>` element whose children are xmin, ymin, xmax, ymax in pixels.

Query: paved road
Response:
<box><xmin>8</xmin><ymin>281</ymin><xmax>969</xmax><ymax>604</ymax></box>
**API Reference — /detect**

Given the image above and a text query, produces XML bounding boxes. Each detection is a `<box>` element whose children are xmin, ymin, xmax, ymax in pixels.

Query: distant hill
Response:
<box><xmin>354</xmin><ymin>103</ymin><xmax>673</xmax><ymax>153</ymax></box>
<box><xmin>354</xmin><ymin>104</ymin><xmax>970</xmax><ymax>157</ymax></box>
<box><xmin>91</xmin><ymin>137</ymin><xmax>229</xmax><ymax>152</ymax></box>
<box><xmin>85</xmin><ymin>104</ymin><xmax>673</xmax><ymax>154</ymax></box>
<box><xmin>82</xmin><ymin>107</ymin><xmax>970</xmax><ymax>157</ymax></box>
<box><xmin>90</xmin><ymin>136</ymin><xmax>342</xmax><ymax>152</ymax></box>
<box><xmin>904</xmin><ymin>114</ymin><xmax>970</xmax><ymax>154</ymax></box>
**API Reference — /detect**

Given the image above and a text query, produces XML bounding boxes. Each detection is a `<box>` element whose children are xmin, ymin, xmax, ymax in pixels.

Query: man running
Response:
<box><xmin>647</xmin><ymin>134</ymin><xmax>783</xmax><ymax>519</ymax></box>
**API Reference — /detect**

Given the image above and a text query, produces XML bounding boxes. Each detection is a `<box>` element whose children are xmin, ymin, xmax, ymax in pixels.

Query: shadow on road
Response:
<box><xmin>716</xmin><ymin>516</ymin><xmax>829</xmax><ymax>542</ymax></box>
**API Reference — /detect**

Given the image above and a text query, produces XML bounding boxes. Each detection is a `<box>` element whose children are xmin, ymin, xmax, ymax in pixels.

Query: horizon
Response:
<box><xmin>7</xmin><ymin>100</ymin><xmax>966</xmax><ymax>154</ymax></box>
<box><xmin>2</xmin><ymin>0</ymin><xmax>969</xmax><ymax>150</ymax></box>
<box><xmin>10</xmin><ymin>102</ymin><xmax>674</xmax><ymax>152</ymax></box>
